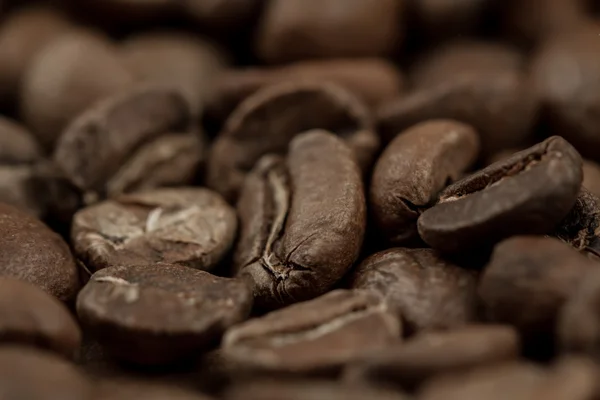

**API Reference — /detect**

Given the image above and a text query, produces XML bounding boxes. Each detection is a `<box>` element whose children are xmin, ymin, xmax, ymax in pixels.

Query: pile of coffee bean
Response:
<box><xmin>3</xmin><ymin>0</ymin><xmax>600</xmax><ymax>398</ymax></box>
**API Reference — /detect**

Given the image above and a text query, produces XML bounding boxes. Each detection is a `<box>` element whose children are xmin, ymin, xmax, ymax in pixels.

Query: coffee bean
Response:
<box><xmin>378</xmin><ymin>69</ymin><xmax>537</xmax><ymax>157</ymax></box>
<box><xmin>534</xmin><ymin>356</ymin><xmax>600</xmax><ymax>400</ymax></box>
<box><xmin>222</xmin><ymin>289</ymin><xmax>400</xmax><ymax>374</ymax></box>
<box><xmin>21</xmin><ymin>29</ymin><xmax>135</xmax><ymax>150</ymax></box>
<box><xmin>479</xmin><ymin>236</ymin><xmax>598</xmax><ymax>336</ymax></box>
<box><xmin>254</xmin><ymin>0</ymin><xmax>403</xmax><ymax>63</ymax></box>
<box><xmin>104</xmin><ymin>131</ymin><xmax>206</xmax><ymax>198</ymax></box>
<box><xmin>370</xmin><ymin>120</ymin><xmax>480</xmax><ymax>246</ymax></box>
<box><xmin>0</xmin><ymin>277</ymin><xmax>81</xmax><ymax>357</ymax></box>
<box><xmin>207</xmin><ymin>81</ymin><xmax>378</xmax><ymax>203</ymax></box>
<box><xmin>77</xmin><ymin>264</ymin><xmax>252</xmax><ymax>365</ymax></box>
<box><xmin>409</xmin><ymin>39</ymin><xmax>525</xmax><ymax>90</ymax></box>
<box><xmin>532</xmin><ymin>25</ymin><xmax>600</xmax><ymax>160</ymax></box>
<box><xmin>0</xmin><ymin>5</ymin><xmax>73</xmax><ymax>106</ymax></box>
<box><xmin>234</xmin><ymin>131</ymin><xmax>366</xmax><ymax>308</ymax></box>
<box><xmin>343</xmin><ymin>325</ymin><xmax>519</xmax><ymax>391</ymax></box>
<box><xmin>206</xmin><ymin>58</ymin><xmax>403</xmax><ymax>129</ymax></box>
<box><xmin>0</xmin><ymin>346</ymin><xmax>94</xmax><ymax>400</ymax></box>
<box><xmin>53</xmin><ymin>86</ymin><xmax>190</xmax><ymax>201</ymax></box>
<box><xmin>553</xmin><ymin>189</ymin><xmax>600</xmax><ymax>257</ymax></box>
<box><xmin>121</xmin><ymin>31</ymin><xmax>227</xmax><ymax>117</ymax></box>
<box><xmin>0</xmin><ymin>202</ymin><xmax>79</xmax><ymax>301</ymax></box>
<box><xmin>417</xmin><ymin>136</ymin><xmax>583</xmax><ymax>254</ymax></box>
<box><xmin>558</xmin><ymin>269</ymin><xmax>600</xmax><ymax>357</ymax></box>
<box><xmin>96</xmin><ymin>379</ymin><xmax>214</xmax><ymax>400</ymax></box>
<box><xmin>418</xmin><ymin>362</ymin><xmax>548</xmax><ymax>400</ymax></box>
<box><xmin>224</xmin><ymin>379</ymin><xmax>410</xmax><ymax>400</ymax></box>
<box><xmin>349</xmin><ymin>248</ymin><xmax>479</xmax><ymax>334</ymax></box>
<box><xmin>72</xmin><ymin>187</ymin><xmax>236</xmax><ymax>273</ymax></box>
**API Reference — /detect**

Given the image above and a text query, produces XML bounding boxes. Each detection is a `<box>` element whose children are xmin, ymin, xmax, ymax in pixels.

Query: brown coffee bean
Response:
<box><xmin>104</xmin><ymin>131</ymin><xmax>207</xmax><ymax>198</ymax></box>
<box><xmin>234</xmin><ymin>131</ymin><xmax>366</xmax><ymax>308</ymax></box>
<box><xmin>533</xmin><ymin>356</ymin><xmax>599</xmax><ymax>400</ymax></box>
<box><xmin>0</xmin><ymin>202</ymin><xmax>79</xmax><ymax>301</ymax></box>
<box><xmin>77</xmin><ymin>264</ymin><xmax>252</xmax><ymax>365</ymax></box>
<box><xmin>21</xmin><ymin>30</ymin><xmax>135</xmax><ymax>150</ymax></box>
<box><xmin>72</xmin><ymin>187</ymin><xmax>236</xmax><ymax>273</ymax></box>
<box><xmin>0</xmin><ymin>346</ymin><xmax>94</xmax><ymax>400</ymax></box>
<box><xmin>206</xmin><ymin>58</ymin><xmax>403</xmax><ymax>127</ymax></box>
<box><xmin>553</xmin><ymin>189</ymin><xmax>600</xmax><ymax>258</ymax></box>
<box><xmin>0</xmin><ymin>5</ymin><xmax>73</xmax><ymax>106</ymax></box>
<box><xmin>96</xmin><ymin>379</ymin><xmax>214</xmax><ymax>400</ymax></box>
<box><xmin>0</xmin><ymin>277</ymin><xmax>81</xmax><ymax>357</ymax></box>
<box><xmin>479</xmin><ymin>236</ymin><xmax>598</xmax><ymax>336</ymax></box>
<box><xmin>0</xmin><ymin>115</ymin><xmax>41</xmax><ymax>164</ymax></box>
<box><xmin>378</xmin><ymin>69</ymin><xmax>537</xmax><ymax>157</ymax></box>
<box><xmin>208</xmin><ymin>81</ymin><xmax>378</xmax><ymax>203</ymax></box>
<box><xmin>531</xmin><ymin>26</ymin><xmax>600</xmax><ymax>160</ymax></box>
<box><xmin>343</xmin><ymin>325</ymin><xmax>519</xmax><ymax>391</ymax></box>
<box><xmin>349</xmin><ymin>248</ymin><xmax>479</xmax><ymax>334</ymax></box>
<box><xmin>418</xmin><ymin>137</ymin><xmax>583</xmax><ymax>254</ymax></box>
<box><xmin>409</xmin><ymin>39</ymin><xmax>525</xmax><ymax>90</ymax></box>
<box><xmin>254</xmin><ymin>0</ymin><xmax>403</xmax><ymax>63</ymax></box>
<box><xmin>53</xmin><ymin>86</ymin><xmax>190</xmax><ymax>201</ymax></box>
<box><xmin>224</xmin><ymin>379</ymin><xmax>410</xmax><ymax>400</ymax></box>
<box><xmin>121</xmin><ymin>31</ymin><xmax>227</xmax><ymax>117</ymax></box>
<box><xmin>558</xmin><ymin>269</ymin><xmax>600</xmax><ymax>357</ymax></box>
<box><xmin>418</xmin><ymin>362</ymin><xmax>548</xmax><ymax>400</ymax></box>
<box><xmin>370</xmin><ymin>120</ymin><xmax>480</xmax><ymax>246</ymax></box>
<box><xmin>222</xmin><ymin>289</ymin><xmax>400</xmax><ymax>374</ymax></box>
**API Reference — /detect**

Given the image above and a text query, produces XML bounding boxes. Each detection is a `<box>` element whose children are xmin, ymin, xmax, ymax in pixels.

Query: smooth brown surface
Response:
<box><xmin>0</xmin><ymin>202</ymin><xmax>79</xmax><ymax>301</ymax></box>
<box><xmin>350</xmin><ymin>248</ymin><xmax>478</xmax><ymax>334</ymax></box>
<box><xmin>0</xmin><ymin>278</ymin><xmax>81</xmax><ymax>357</ymax></box>
<box><xmin>479</xmin><ymin>236</ymin><xmax>598</xmax><ymax>336</ymax></box>
<box><xmin>370</xmin><ymin>119</ymin><xmax>480</xmax><ymax>245</ymax></box>
<box><xmin>72</xmin><ymin>187</ymin><xmax>236</xmax><ymax>273</ymax></box>
<box><xmin>222</xmin><ymin>290</ymin><xmax>400</xmax><ymax>373</ymax></box>
<box><xmin>234</xmin><ymin>131</ymin><xmax>366</xmax><ymax>308</ymax></box>
<box><xmin>77</xmin><ymin>264</ymin><xmax>252</xmax><ymax>365</ymax></box>
<box><xmin>207</xmin><ymin>81</ymin><xmax>378</xmax><ymax>203</ymax></box>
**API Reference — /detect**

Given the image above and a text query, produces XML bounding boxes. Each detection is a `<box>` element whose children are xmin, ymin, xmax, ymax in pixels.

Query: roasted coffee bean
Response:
<box><xmin>72</xmin><ymin>187</ymin><xmax>236</xmax><ymax>273</ymax></box>
<box><xmin>0</xmin><ymin>346</ymin><xmax>94</xmax><ymax>400</ymax></box>
<box><xmin>378</xmin><ymin>69</ymin><xmax>537</xmax><ymax>157</ymax></box>
<box><xmin>208</xmin><ymin>81</ymin><xmax>378</xmax><ymax>203</ymax></box>
<box><xmin>553</xmin><ymin>189</ymin><xmax>600</xmax><ymax>257</ymax></box>
<box><xmin>418</xmin><ymin>137</ymin><xmax>583</xmax><ymax>254</ymax></box>
<box><xmin>207</xmin><ymin>58</ymin><xmax>402</xmax><ymax>125</ymax></box>
<box><xmin>121</xmin><ymin>31</ymin><xmax>227</xmax><ymax>117</ymax></box>
<box><xmin>343</xmin><ymin>325</ymin><xmax>519</xmax><ymax>391</ymax></box>
<box><xmin>0</xmin><ymin>5</ymin><xmax>73</xmax><ymax>106</ymax></box>
<box><xmin>407</xmin><ymin>0</ymin><xmax>494</xmax><ymax>40</ymax></box>
<box><xmin>409</xmin><ymin>39</ymin><xmax>525</xmax><ymax>90</ymax></box>
<box><xmin>224</xmin><ymin>379</ymin><xmax>410</xmax><ymax>400</ymax></box>
<box><xmin>234</xmin><ymin>131</ymin><xmax>366</xmax><ymax>308</ymax></box>
<box><xmin>77</xmin><ymin>264</ymin><xmax>252</xmax><ymax>365</ymax></box>
<box><xmin>349</xmin><ymin>248</ymin><xmax>479</xmax><ymax>334</ymax></box>
<box><xmin>96</xmin><ymin>379</ymin><xmax>214</xmax><ymax>400</ymax></box>
<box><xmin>222</xmin><ymin>289</ymin><xmax>400</xmax><ymax>374</ymax></box>
<box><xmin>53</xmin><ymin>86</ymin><xmax>190</xmax><ymax>201</ymax></box>
<box><xmin>370</xmin><ymin>120</ymin><xmax>479</xmax><ymax>246</ymax></box>
<box><xmin>558</xmin><ymin>269</ymin><xmax>600</xmax><ymax>357</ymax></box>
<box><xmin>0</xmin><ymin>202</ymin><xmax>79</xmax><ymax>301</ymax></box>
<box><xmin>532</xmin><ymin>26</ymin><xmax>600</xmax><ymax>160</ymax></box>
<box><xmin>0</xmin><ymin>277</ymin><xmax>81</xmax><ymax>357</ymax></box>
<box><xmin>21</xmin><ymin>30</ymin><xmax>135</xmax><ymax>150</ymax></box>
<box><xmin>479</xmin><ymin>236</ymin><xmax>598</xmax><ymax>336</ymax></box>
<box><xmin>254</xmin><ymin>0</ymin><xmax>403</xmax><ymax>63</ymax></box>
<box><xmin>418</xmin><ymin>361</ymin><xmax>548</xmax><ymax>400</ymax></box>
